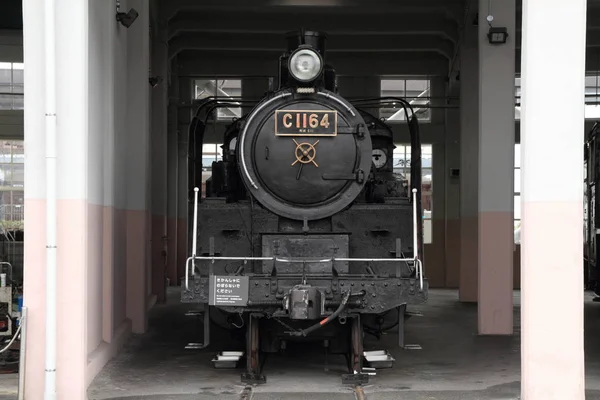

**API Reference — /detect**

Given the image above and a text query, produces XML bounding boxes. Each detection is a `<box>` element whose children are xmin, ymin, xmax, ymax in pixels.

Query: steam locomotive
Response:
<box><xmin>181</xmin><ymin>30</ymin><xmax>428</xmax><ymax>384</ymax></box>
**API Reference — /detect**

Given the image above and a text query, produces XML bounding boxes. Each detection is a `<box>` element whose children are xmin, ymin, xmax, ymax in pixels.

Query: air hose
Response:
<box><xmin>287</xmin><ymin>290</ymin><xmax>352</xmax><ymax>337</ymax></box>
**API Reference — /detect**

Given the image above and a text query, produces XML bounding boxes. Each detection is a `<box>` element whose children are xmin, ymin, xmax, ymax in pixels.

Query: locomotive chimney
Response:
<box><xmin>285</xmin><ymin>30</ymin><xmax>327</xmax><ymax>57</ymax></box>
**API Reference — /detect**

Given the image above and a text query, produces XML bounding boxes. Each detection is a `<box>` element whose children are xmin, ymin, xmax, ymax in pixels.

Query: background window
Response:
<box><xmin>0</xmin><ymin>140</ymin><xmax>24</xmax><ymax>231</ymax></box>
<box><xmin>380</xmin><ymin>78</ymin><xmax>431</xmax><ymax>122</ymax></box>
<box><xmin>0</xmin><ymin>62</ymin><xmax>23</xmax><ymax>110</ymax></box>
<box><xmin>393</xmin><ymin>144</ymin><xmax>433</xmax><ymax>244</ymax></box>
<box><xmin>194</xmin><ymin>79</ymin><xmax>242</xmax><ymax>121</ymax></box>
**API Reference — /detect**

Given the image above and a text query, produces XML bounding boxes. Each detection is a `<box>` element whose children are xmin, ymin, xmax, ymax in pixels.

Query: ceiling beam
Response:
<box><xmin>167</xmin><ymin>13</ymin><xmax>460</xmax><ymax>43</ymax></box>
<box><xmin>160</xmin><ymin>0</ymin><xmax>467</xmax><ymax>21</ymax></box>
<box><xmin>176</xmin><ymin>51</ymin><xmax>449</xmax><ymax>77</ymax></box>
<box><xmin>168</xmin><ymin>33</ymin><xmax>455</xmax><ymax>61</ymax></box>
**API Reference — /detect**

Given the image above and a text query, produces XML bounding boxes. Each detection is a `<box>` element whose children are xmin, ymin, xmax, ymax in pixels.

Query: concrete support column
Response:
<box><xmin>476</xmin><ymin>0</ymin><xmax>515</xmax><ymax>334</ymax></box>
<box><xmin>125</xmin><ymin>0</ymin><xmax>151</xmax><ymax>334</ymax></box>
<box><xmin>150</xmin><ymin>18</ymin><xmax>169</xmax><ymax>303</ymax></box>
<box><xmin>428</xmin><ymin>77</ymin><xmax>447</xmax><ymax>287</ymax></box>
<box><xmin>459</xmin><ymin>14</ymin><xmax>479</xmax><ymax>302</ymax></box>
<box><xmin>176</xmin><ymin>78</ymin><xmax>193</xmax><ymax>282</ymax></box>
<box><xmin>520</xmin><ymin>0</ymin><xmax>586</xmax><ymax>397</ymax></box>
<box><xmin>445</xmin><ymin>76</ymin><xmax>461</xmax><ymax>288</ymax></box>
<box><xmin>166</xmin><ymin>56</ymin><xmax>180</xmax><ymax>286</ymax></box>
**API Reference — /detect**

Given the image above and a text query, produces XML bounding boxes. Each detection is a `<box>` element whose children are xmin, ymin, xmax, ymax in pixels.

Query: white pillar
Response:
<box><xmin>520</xmin><ymin>0</ymin><xmax>586</xmax><ymax>398</ymax></box>
<box><xmin>445</xmin><ymin>75</ymin><xmax>461</xmax><ymax>288</ymax></box>
<box><xmin>476</xmin><ymin>0</ymin><xmax>515</xmax><ymax>334</ymax></box>
<box><xmin>459</xmin><ymin>17</ymin><xmax>479</xmax><ymax>302</ymax></box>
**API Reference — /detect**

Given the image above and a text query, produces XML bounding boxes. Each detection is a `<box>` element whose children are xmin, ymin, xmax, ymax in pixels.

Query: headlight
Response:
<box><xmin>288</xmin><ymin>48</ymin><xmax>323</xmax><ymax>82</ymax></box>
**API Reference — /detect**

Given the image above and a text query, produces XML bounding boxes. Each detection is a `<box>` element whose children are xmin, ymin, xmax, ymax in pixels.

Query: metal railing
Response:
<box><xmin>185</xmin><ymin>187</ymin><xmax>424</xmax><ymax>291</ymax></box>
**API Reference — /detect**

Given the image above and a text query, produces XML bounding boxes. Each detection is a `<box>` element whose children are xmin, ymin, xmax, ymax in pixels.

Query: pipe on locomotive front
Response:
<box><xmin>412</xmin><ymin>188</ymin><xmax>423</xmax><ymax>289</ymax></box>
<box><xmin>186</xmin><ymin>187</ymin><xmax>200</xmax><ymax>289</ymax></box>
<box><xmin>192</xmin><ymin>187</ymin><xmax>199</xmax><ymax>258</ymax></box>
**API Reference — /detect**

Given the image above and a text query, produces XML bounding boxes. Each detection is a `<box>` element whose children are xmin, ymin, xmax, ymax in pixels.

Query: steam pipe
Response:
<box><xmin>44</xmin><ymin>0</ymin><xmax>57</xmax><ymax>397</ymax></box>
<box><xmin>412</xmin><ymin>188</ymin><xmax>418</xmax><ymax>262</ymax></box>
<box><xmin>412</xmin><ymin>188</ymin><xmax>423</xmax><ymax>290</ymax></box>
<box><xmin>191</xmin><ymin>188</ymin><xmax>199</xmax><ymax>259</ymax></box>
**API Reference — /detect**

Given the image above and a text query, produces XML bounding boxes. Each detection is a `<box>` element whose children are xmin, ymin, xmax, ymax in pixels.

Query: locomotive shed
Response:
<box><xmin>0</xmin><ymin>0</ymin><xmax>596</xmax><ymax>399</ymax></box>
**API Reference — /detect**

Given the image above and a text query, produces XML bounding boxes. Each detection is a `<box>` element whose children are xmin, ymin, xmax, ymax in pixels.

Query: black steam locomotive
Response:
<box><xmin>181</xmin><ymin>30</ymin><xmax>428</xmax><ymax>384</ymax></box>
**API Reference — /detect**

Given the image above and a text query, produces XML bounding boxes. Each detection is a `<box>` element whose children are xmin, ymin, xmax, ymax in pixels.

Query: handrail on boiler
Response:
<box><xmin>185</xmin><ymin>187</ymin><xmax>424</xmax><ymax>291</ymax></box>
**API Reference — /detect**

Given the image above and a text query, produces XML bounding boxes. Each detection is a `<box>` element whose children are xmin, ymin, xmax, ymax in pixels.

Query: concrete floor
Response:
<box><xmin>3</xmin><ymin>288</ymin><xmax>600</xmax><ymax>399</ymax></box>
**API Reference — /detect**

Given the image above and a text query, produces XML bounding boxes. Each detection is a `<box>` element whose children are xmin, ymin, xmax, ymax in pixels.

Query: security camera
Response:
<box><xmin>117</xmin><ymin>8</ymin><xmax>139</xmax><ymax>28</ymax></box>
<box><xmin>149</xmin><ymin>76</ymin><xmax>163</xmax><ymax>88</ymax></box>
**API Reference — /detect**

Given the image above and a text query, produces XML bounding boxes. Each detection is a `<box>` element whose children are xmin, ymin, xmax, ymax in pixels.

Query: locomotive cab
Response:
<box><xmin>182</xmin><ymin>30</ymin><xmax>428</xmax><ymax>385</ymax></box>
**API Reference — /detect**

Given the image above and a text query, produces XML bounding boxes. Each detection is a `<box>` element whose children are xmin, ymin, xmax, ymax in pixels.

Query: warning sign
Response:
<box><xmin>208</xmin><ymin>275</ymin><xmax>249</xmax><ymax>306</ymax></box>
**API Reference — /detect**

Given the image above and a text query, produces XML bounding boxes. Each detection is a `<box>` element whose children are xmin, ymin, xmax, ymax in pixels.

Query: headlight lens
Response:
<box><xmin>289</xmin><ymin>49</ymin><xmax>322</xmax><ymax>82</ymax></box>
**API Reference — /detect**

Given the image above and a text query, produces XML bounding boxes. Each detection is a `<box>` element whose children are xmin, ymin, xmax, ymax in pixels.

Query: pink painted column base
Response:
<box><xmin>423</xmin><ymin>219</ymin><xmax>446</xmax><ymax>287</ymax></box>
<box><xmin>176</xmin><ymin>217</ymin><xmax>187</xmax><ymax>286</ymax></box>
<box><xmin>445</xmin><ymin>218</ymin><xmax>461</xmax><ymax>288</ymax></box>
<box><xmin>126</xmin><ymin>209</ymin><xmax>149</xmax><ymax>334</ymax></box>
<box><xmin>151</xmin><ymin>214</ymin><xmax>166</xmax><ymax>303</ymax></box>
<box><xmin>459</xmin><ymin>215</ymin><xmax>478</xmax><ymax>302</ymax></box>
<box><xmin>166</xmin><ymin>217</ymin><xmax>178</xmax><ymax>285</ymax></box>
<box><xmin>478</xmin><ymin>211</ymin><xmax>513</xmax><ymax>334</ymax></box>
<box><xmin>23</xmin><ymin>199</ymin><xmax>46</xmax><ymax>400</ymax></box>
<box><xmin>113</xmin><ymin>208</ymin><xmax>128</xmax><ymax>324</ymax></box>
<box><xmin>521</xmin><ymin>202</ymin><xmax>584</xmax><ymax>399</ymax></box>
<box><xmin>57</xmin><ymin>200</ymin><xmax>88</xmax><ymax>398</ymax></box>
<box><xmin>102</xmin><ymin>206</ymin><xmax>115</xmax><ymax>342</ymax></box>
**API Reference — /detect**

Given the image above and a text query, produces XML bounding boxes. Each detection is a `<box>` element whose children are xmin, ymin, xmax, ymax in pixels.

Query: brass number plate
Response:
<box><xmin>274</xmin><ymin>110</ymin><xmax>338</xmax><ymax>136</ymax></box>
